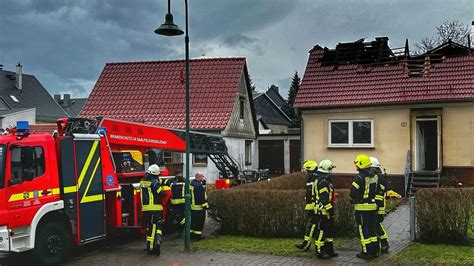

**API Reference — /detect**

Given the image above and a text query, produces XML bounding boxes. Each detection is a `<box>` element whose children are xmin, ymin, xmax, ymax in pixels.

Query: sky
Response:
<box><xmin>0</xmin><ymin>0</ymin><xmax>473</xmax><ymax>99</ymax></box>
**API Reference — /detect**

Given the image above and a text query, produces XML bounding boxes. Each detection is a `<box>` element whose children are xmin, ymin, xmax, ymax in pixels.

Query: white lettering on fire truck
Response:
<box><xmin>109</xmin><ymin>134</ymin><xmax>168</xmax><ymax>145</ymax></box>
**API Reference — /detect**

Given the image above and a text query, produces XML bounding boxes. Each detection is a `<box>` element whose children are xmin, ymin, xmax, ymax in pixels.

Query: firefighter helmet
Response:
<box><xmin>354</xmin><ymin>154</ymin><xmax>372</xmax><ymax>169</ymax></box>
<box><xmin>303</xmin><ymin>160</ymin><xmax>318</xmax><ymax>171</ymax></box>
<box><xmin>147</xmin><ymin>164</ymin><xmax>160</xmax><ymax>176</ymax></box>
<box><xmin>370</xmin><ymin>157</ymin><xmax>382</xmax><ymax>169</ymax></box>
<box><xmin>318</xmin><ymin>159</ymin><xmax>335</xmax><ymax>173</ymax></box>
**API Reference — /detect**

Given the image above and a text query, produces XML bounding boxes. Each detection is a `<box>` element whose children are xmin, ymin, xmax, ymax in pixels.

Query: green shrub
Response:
<box><xmin>208</xmin><ymin>187</ymin><xmax>356</xmax><ymax>237</ymax></box>
<box><xmin>236</xmin><ymin>172</ymin><xmax>306</xmax><ymax>191</ymax></box>
<box><xmin>439</xmin><ymin>175</ymin><xmax>460</xmax><ymax>187</ymax></box>
<box><xmin>416</xmin><ymin>188</ymin><xmax>474</xmax><ymax>243</ymax></box>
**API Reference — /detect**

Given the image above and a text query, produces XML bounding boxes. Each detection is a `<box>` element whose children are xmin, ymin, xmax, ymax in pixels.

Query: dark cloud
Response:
<box><xmin>0</xmin><ymin>0</ymin><xmax>472</xmax><ymax>99</ymax></box>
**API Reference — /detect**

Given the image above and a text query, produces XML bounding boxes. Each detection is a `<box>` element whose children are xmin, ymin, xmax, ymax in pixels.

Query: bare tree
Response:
<box><xmin>416</xmin><ymin>20</ymin><xmax>471</xmax><ymax>54</ymax></box>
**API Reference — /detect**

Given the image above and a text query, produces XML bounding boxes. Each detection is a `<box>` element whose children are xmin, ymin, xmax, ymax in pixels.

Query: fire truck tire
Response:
<box><xmin>33</xmin><ymin>222</ymin><xmax>71</xmax><ymax>265</ymax></box>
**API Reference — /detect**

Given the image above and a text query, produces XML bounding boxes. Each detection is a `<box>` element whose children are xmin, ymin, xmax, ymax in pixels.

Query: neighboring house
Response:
<box><xmin>80</xmin><ymin>58</ymin><xmax>258</xmax><ymax>183</ymax></box>
<box><xmin>253</xmin><ymin>90</ymin><xmax>300</xmax><ymax>174</ymax></box>
<box><xmin>54</xmin><ymin>94</ymin><xmax>87</xmax><ymax>117</ymax></box>
<box><xmin>0</xmin><ymin>63</ymin><xmax>69</xmax><ymax>126</ymax></box>
<box><xmin>266</xmin><ymin>84</ymin><xmax>286</xmax><ymax>108</ymax></box>
<box><xmin>295</xmin><ymin>37</ymin><xmax>474</xmax><ymax>195</ymax></box>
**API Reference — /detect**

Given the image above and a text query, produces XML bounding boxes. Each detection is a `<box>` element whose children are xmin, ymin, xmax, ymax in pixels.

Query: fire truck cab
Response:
<box><xmin>0</xmin><ymin>118</ymin><xmax>240</xmax><ymax>264</ymax></box>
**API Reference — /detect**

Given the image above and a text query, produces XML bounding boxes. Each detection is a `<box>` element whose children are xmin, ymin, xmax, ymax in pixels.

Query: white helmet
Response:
<box><xmin>147</xmin><ymin>164</ymin><xmax>160</xmax><ymax>176</ymax></box>
<box><xmin>318</xmin><ymin>159</ymin><xmax>335</xmax><ymax>173</ymax></box>
<box><xmin>370</xmin><ymin>157</ymin><xmax>382</xmax><ymax>169</ymax></box>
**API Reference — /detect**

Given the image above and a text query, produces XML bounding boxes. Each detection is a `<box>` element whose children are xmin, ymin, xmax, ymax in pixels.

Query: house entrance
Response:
<box><xmin>415</xmin><ymin>118</ymin><xmax>439</xmax><ymax>171</ymax></box>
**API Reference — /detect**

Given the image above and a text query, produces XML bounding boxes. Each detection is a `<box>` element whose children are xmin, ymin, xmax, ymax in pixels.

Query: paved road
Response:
<box><xmin>0</xmin><ymin>204</ymin><xmax>410</xmax><ymax>265</ymax></box>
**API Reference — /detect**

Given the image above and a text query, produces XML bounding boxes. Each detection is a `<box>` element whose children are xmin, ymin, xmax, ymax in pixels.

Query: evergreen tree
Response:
<box><xmin>283</xmin><ymin>71</ymin><xmax>301</xmax><ymax>128</ymax></box>
<box><xmin>248</xmin><ymin>74</ymin><xmax>257</xmax><ymax>92</ymax></box>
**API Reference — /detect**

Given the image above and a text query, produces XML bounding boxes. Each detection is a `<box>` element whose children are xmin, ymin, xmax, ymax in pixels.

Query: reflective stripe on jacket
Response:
<box><xmin>140</xmin><ymin>177</ymin><xmax>164</xmax><ymax>212</ymax></box>
<box><xmin>191</xmin><ymin>179</ymin><xmax>208</xmax><ymax>211</ymax></box>
<box><xmin>350</xmin><ymin>168</ymin><xmax>379</xmax><ymax>211</ymax></box>
<box><xmin>171</xmin><ymin>181</ymin><xmax>185</xmax><ymax>205</ymax></box>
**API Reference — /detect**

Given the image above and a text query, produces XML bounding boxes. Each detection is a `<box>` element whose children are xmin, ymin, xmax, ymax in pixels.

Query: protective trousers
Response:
<box><xmin>172</xmin><ymin>203</ymin><xmax>185</xmax><ymax>227</ymax></box>
<box><xmin>323</xmin><ymin>215</ymin><xmax>335</xmax><ymax>253</ymax></box>
<box><xmin>144</xmin><ymin>211</ymin><xmax>162</xmax><ymax>252</ymax></box>
<box><xmin>191</xmin><ymin>209</ymin><xmax>206</xmax><ymax>237</ymax></box>
<box><xmin>314</xmin><ymin>214</ymin><xmax>331</xmax><ymax>254</ymax></box>
<box><xmin>302</xmin><ymin>210</ymin><xmax>319</xmax><ymax>249</ymax></box>
<box><xmin>376</xmin><ymin>218</ymin><xmax>389</xmax><ymax>247</ymax></box>
<box><xmin>355</xmin><ymin>210</ymin><xmax>379</xmax><ymax>256</ymax></box>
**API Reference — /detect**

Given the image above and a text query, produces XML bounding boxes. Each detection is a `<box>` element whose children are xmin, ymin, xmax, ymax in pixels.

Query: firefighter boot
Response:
<box><xmin>326</xmin><ymin>242</ymin><xmax>338</xmax><ymax>257</ymax></box>
<box><xmin>295</xmin><ymin>241</ymin><xmax>311</xmax><ymax>251</ymax></box>
<box><xmin>316</xmin><ymin>246</ymin><xmax>331</xmax><ymax>259</ymax></box>
<box><xmin>380</xmin><ymin>239</ymin><xmax>389</xmax><ymax>254</ymax></box>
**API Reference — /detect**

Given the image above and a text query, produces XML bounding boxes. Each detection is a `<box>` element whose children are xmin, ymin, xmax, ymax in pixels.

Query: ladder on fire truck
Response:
<box><xmin>59</xmin><ymin>117</ymin><xmax>241</xmax><ymax>179</ymax></box>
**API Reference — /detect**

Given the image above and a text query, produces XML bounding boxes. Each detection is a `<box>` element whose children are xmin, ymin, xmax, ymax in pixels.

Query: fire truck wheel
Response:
<box><xmin>34</xmin><ymin>222</ymin><xmax>70</xmax><ymax>265</ymax></box>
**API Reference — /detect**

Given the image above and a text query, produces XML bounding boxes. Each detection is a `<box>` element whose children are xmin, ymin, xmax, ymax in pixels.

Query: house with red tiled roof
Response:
<box><xmin>295</xmin><ymin>38</ymin><xmax>474</xmax><ymax>195</ymax></box>
<box><xmin>80</xmin><ymin>58</ymin><xmax>258</xmax><ymax>183</ymax></box>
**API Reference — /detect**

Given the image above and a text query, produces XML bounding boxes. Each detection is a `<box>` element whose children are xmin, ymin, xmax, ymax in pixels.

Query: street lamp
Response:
<box><xmin>155</xmin><ymin>0</ymin><xmax>192</xmax><ymax>251</ymax></box>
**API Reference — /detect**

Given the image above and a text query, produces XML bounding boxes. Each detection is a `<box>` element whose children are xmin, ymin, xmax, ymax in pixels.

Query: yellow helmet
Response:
<box><xmin>318</xmin><ymin>159</ymin><xmax>335</xmax><ymax>173</ymax></box>
<box><xmin>303</xmin><ymin>160</ymin><xmax>318</xmax><ymax>171</ymax></box>
<box><xmin>354</xmin><ymin>154</ymin><xmax>372</xmax><ymax>169</ymax></box>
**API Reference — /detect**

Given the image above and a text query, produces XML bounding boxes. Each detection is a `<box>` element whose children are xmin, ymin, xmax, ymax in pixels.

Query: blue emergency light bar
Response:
<box><xmin>16</xmin><ymin>121</ymin><xmax>29</xmax><ymax>133</ymax></box>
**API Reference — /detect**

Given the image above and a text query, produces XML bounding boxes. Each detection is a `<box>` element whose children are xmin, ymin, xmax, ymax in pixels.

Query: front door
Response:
<box><xmin>415</xmin><ymin>118</ymin><xmax>440</xmax><ymax>171</ymax></box>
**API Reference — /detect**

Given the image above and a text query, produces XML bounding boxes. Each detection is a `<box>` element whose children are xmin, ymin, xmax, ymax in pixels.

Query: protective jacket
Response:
<box><xmin>170</xmin><ymin>176</ymin><xmax>185</xmax><ymax>205</ymax></box>
<box><xmin>305</xmin><ymin>172</ymin><xmax>319</xmax><ymax>211</ymax></box>
<box><xmin>313</xmin><ymin>174</ymin><xmax>335</xmax><ymax>216</ymax></box>
<box><xmin>191</xmin><ymin>179</ymin><xmax>208</xmax><ymax>211</ymax></box>
<box><xmin>140</xmin><ymin>174</ymin><xmax>165</xmax><ymax>212</ymax></box>
<box><xmin>373</xmin><ymin>168</ymin><xmax>387</xmax><ymax>215</ymax></box>
<box><xmin>350</xmin><ymin>168</ymin><xmax>380</xmax><ymax>211</ymax></box>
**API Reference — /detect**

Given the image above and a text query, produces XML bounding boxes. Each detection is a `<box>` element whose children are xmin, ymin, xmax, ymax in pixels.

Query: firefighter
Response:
<box><xmin>313</xmin><ymin>159</ymin><xmax>338</xmax><ymax>259</ymax></box>
<box><xmin>170</xmin><ymin>169</ymin><xmax>185</xmax><ymax>230</ymax></box>
<box><xmin>295</xmin><ymin>160</ymin><xmax>319</xmax><ymax>251</ymax></box>
<box><xmin>140</xmin><ymin>164</ymin><xmax>165</xmax><ymax>256</ymax></box>
<box><xmin>190</xmin><ymin>172</ymin><xmax>208</xmax><ymax>240</ymax></box>
<box><xmin>370</xmin><ymin>157</ymin><xmax>390</xmax><ymax>254</ymax></box>
<box><xmin>350</xmin><ymin>154</ymin><xmax>380</xmax><ymax>259</ymax></box>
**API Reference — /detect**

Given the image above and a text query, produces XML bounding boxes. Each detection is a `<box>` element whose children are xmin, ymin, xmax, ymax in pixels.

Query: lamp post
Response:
<box><xmin>154</xmin><ymin>0</ymin><xmax>191</xmax><ymax>251</ymax></box>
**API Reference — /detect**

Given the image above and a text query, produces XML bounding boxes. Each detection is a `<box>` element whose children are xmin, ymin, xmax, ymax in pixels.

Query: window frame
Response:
<box><xmin>245</xmin><ymin>140</ymin><xmax>252</xmax><ymax>165</ymax></box>
<box><xmin>239</xmin><ymin>96</ymin><xmax>245</xmax><ymax>120</ymax></box>
<box><xmin>192</xmin><ymin>153</ymin><xmax>208</xmax><ymax>166</ymax></box>
<box><xmin>328</xmin><ymin>119</ymin><xmax>374</xmax><ymax>148</ymax></box>
<box><xmin>9</xmin><ymin>145</ymin><xmax>46</xmax><ymax>183</ymax></box>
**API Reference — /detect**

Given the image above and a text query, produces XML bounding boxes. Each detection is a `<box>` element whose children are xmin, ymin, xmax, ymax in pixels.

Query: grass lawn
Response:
<box><xmin>388</xmin><ymin>242</ymin><xmax>474</xmax><ymax>265</ymax></box>
<box><xmin>192</xmin><ymin>235</ymin><xmax>353</xmax><ymax>257</ymax></box>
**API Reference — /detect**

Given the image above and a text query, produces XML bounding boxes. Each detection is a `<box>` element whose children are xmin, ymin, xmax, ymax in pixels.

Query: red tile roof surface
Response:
<box><xmin>80</xmin><ymin>58</ymin><xmax>247</xmax><ymax>129</ymax></box>
<box><xmin>295</xmin><ymin>47</ymin><xmax>474</xmax><ymax>109</ymax></box>
<box><xmin>30</xmin><ymin>124</ymin><xmax>57</xmax><ymax>133</ymax></box>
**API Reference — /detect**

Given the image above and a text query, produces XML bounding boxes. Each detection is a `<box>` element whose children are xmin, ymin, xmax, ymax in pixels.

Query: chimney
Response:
<box><xmin>54</xmin><ymin>94</ymin><xmax>61</xmax><ymax>104</ymax></box>
<box><xmin>15</xmin><ymin>63</ymin><xmax>22</xmax><ymax>91</ymax></box>
<box><xmin>63</xmin><ymin>94</ymin><xmax>71</xmax><ymax>107</ymax></box>
<box><xmin>269</xmin><ymin>84</ymin><xmax>279</xmax><ymax>94</ymax></box>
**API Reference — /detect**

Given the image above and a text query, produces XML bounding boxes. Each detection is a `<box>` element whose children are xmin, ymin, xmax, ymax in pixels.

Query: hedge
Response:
<box><xmin>236</xmin><ymin>172</ymin><xmax>306</xmax><ymax>191</ymax></box>
<box><xmin>208</xmin><ymin>187</ymin><xmax>356</xmax><ymax>237</ymax></box>
<box><xmin>416</xmin><ymin>188</ymin><xmax>474</xmax><ymax>243</ymax></box>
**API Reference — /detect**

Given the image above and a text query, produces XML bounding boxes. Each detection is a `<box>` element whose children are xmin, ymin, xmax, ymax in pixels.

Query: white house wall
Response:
<box><xmin>184</xmin><ymin>137</ymin><xmax>255</xmax><ymax>184</ymax></box>
<box><xmin>0</xmin><ymin>108</ymin><xmax>36</xmax><ymax>129</ymax></box>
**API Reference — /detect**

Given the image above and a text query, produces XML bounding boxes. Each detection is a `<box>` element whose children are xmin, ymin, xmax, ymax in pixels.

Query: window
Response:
<box><xmin>239</xmin><ymin>97</ymin><xmax>245</xmax><ymax>119</ymax></box>
<box><xmin>245</xmin><ymin>140</ymin><xmax>252</xmax><ymax>165</ymax></box>
<box><xmin>193</xmin><ymin>153</ymin><xmax>208</xmax><ymax>166</ymax></box>
<box><xmin>163</xmin><ymin>151</ymin><xmax>183</xmax><ymax>164</ymax></box>
<box><xmin>9</xmin><ymin>95</ymin><xmax>19</xmax><ymax>102</ymax></box>
<box><xmin>328</xmin><ymin>120</ymin><xmax>373</xmax><ymax>147</ymax></box>
<box><xmin>10</xmin><ymin>146</ymin><xmax>45</xmax><ymax>183</ymax></box>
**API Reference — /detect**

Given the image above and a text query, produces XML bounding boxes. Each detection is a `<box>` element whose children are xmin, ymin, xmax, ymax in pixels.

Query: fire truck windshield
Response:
<box><xmin>0</xmin><ymin>145</ymin><xmax>4</xmax><ymax>189</ymax></box>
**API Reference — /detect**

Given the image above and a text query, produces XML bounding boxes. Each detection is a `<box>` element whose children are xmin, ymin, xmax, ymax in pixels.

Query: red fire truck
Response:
<box><xmin>0</xmin><ymin>118</ymin><xmax>240</xmax><ymax>264</ymax></box>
